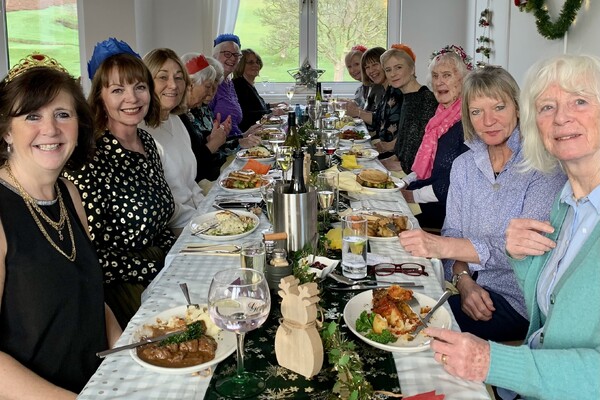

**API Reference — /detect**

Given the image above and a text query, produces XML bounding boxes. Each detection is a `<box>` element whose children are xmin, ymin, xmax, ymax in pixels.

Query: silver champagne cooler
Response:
<box><xmin>272</xmin><ymin>182</ymin><xmax>318</xmax><ymax>252</ymax></box>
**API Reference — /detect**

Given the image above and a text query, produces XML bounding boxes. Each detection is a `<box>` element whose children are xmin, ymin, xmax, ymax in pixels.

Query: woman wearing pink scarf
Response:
<box><xmin>401</xmin><ymin>45</ymin><xmax>473</xmax><ymax>230</ymax></box>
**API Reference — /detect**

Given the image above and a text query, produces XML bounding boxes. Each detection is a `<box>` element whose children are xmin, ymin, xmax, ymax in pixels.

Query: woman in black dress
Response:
<box><xmin>0</xmin><ymin>55</ymin><xmax>121</xmax><ymax>397</ymax></box>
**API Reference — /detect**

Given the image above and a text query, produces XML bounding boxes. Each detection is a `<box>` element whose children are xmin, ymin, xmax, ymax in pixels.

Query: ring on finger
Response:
<box><xmin>441</xmin><ymin>354</ymin><xmax>448</xmax><ymax>365</ymax></box>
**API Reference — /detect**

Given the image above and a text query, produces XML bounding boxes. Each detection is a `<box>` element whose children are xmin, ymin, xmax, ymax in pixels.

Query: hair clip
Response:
<box><xmin>4</xmin><ymin>53</ymin><xmax>69</xmax><ymax>83</ymax></box>
<box><xmin>430</xmin><ymin>44</ymin><xmax>474</xmax><ymax>71</ymax></box>
<box><xmin>87</xmin><ymin>37</ymin><xmax>140</xmax><ymax>79</ymax></box>
<box><xmin>391</xmin><ymin>43</ymin><xmax>416</xmax><ymax>62</ymax></box>
<box><xmin>185</xmin><ymin>54</ymin><xmax>210</xmax><ymax>75</ymax></box>
<box><xmin>213</xmin><ymin>33</ymin><xmax>241</xmax><ymax>48</ymax></box>
<box><xmin>351</xmin><ymin>45</ymin><xmax>367</xmax><ymax>53</ymax></box>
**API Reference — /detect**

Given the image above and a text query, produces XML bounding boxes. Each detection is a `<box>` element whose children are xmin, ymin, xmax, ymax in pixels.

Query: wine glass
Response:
<box><xmin>285</xmin><ymin>86</ymin><xmax>295</xmax><ymax>107</ymax></box>
<box><xmin>306</xmin><ymin>100</ymin><xmax>322</xmax><ymax>129</ymax></box>
<box><xmin>316</xmin><ymin>171</ymin><xmax>338</xmax><ymax>226</ymax></box>
<box><xmin>208</xmin><ymin>268</ymin><xmax>271</xmax><ymax>399</ymax></box>
<box><xmin>268</xmin><ymin>131</ymin><xmax>285</xmax><ymax>172</ymax></box>
<box><xmin>259</xmin><ymin>180</ymin><xmax>275</xmax><ymax>232</ymax></box>
<box><xmin>320</xmin><ymin>130</ymin><xmax>340</xmax><ymax>167</ymax></box>
<box><xmin>277</xmin><ymin>146</ymin><xmax>293</xmax><ymax>180</ymax></box>
<box><xmin>334</xmin><ymin>101</ymin><xmax>347</xmax><ymax>119</ymax></box>
<box><xmin>259</xmin><ymin>76</ymin><xmax>270</xmax><ymax>95</ymax></box>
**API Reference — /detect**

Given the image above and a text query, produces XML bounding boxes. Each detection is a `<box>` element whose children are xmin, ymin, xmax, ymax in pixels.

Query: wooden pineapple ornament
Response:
<box><xmin>275</xmin><ymin>276</ymin><xmax>323</xmax><ymax>378</ymax></box>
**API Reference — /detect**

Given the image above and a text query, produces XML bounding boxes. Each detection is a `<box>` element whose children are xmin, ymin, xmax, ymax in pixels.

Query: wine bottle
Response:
<box><xmin>294</xmin><ymin>103</ymin><xmax>302</xmax><ymax>125</ymax></box>
<box><xmin>285</xmin><ymin>149</ymin><xmax>307</xmax><ymax>194</ymax></box>
<box><xmin>283</xmin><ymin>111</ymin><xmax>300</xmax><ymax>149</ymax></box>
<box><xmin>315</xmin><ymin>82</ymin><xmax>323</xmax><ymax>102</ymax></box>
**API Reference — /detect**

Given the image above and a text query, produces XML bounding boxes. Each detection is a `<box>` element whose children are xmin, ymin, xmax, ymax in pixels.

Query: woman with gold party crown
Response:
<box><xmin>0</xmin><ymin>54</ymin><xmax>121</xmax><ymax>398</ymax></box>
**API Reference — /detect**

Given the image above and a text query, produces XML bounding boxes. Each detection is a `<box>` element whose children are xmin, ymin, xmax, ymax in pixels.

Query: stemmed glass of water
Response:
<box><xmin>208</xmin><ymin>268</ymin><xmax>271</xmax><ymax>398</ymax></box>
<box><xmin>334</xmin><ymin>101</ymin><xmax>347</xmax><ymax>119</ymax></box>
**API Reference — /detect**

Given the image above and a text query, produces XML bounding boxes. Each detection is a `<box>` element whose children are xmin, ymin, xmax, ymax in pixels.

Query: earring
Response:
<box><xmin>6</xmin><ymin>143</ymin><xmax>12</xmax><ymax>153</ymax></box>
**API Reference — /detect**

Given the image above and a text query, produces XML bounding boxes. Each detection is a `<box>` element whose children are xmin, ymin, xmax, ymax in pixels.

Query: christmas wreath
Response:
<box><xmin>518</xmin><ymin>0</ymin><xmax>584</xmax><ymax>40</ymax></box>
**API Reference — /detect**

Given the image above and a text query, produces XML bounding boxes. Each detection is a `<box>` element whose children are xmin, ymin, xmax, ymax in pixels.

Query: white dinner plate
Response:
<box><xmin>355</xmin><ymin>210</ymin><xmax>414</xmax><ymax>242</ymax></box>
<box><xmin>235</xmin><ymin>149</ymin><xmax>275</xmax><ymax>162</ymax></box>
<box><xmin>335</xmin><ymin>148</ymin><xmax>379</xmax><ymax>161</ymax></box>
<box><xmin>219</xmin><ymin>178</ymin><xmax>269</xmax><ymax>194</ymax></box>
<box><xmin>343</xmin><ymin>291</ymin><xmax>451</xmax><ymax>353</ymax></box>
<box><xmin>130</xmin><ymin>305</ymin><xmax>236</xmax><ymax>374</ymax></box>
<box><xmin>189</xmin><ymin>210</ymin><xmax>259</xmax><ymax>241</ymax></box>
<box><xmin>339</xmin><ymin>137</ymin><xmax>370</xmax><ymax>145</ymax></box>
<box><xmin>358</xmin><ymin>176</ymin><xmax>407</xmax><ymax>193</ymax></box>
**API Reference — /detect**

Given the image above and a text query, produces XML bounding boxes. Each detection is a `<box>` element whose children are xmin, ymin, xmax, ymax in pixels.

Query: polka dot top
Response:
<box><xmin>65</xmin><ymin>129</ymin><xmax>177</xmax><ymax>285</ymax></box>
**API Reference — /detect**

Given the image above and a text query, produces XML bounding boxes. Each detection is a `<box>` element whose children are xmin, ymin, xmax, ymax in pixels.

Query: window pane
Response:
<box><xmin>5</xmin><ymin>0</ymin><xmax>80</xmax><ymax>76</ymax></box>
<box><xmin>236</xmin><ymin>0</ymin><xmax>299</xmax><ymax>84</ymax></box>
<box><xmin>317</xmin><ymin>0</ymin><xmax>387</xmax><ymax>82</ymax></box>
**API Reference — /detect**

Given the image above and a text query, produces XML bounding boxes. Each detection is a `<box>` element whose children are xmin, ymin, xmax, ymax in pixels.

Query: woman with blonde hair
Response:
<box><xmin>142</xmin><ymin>47</ymin><xmax>206</xmax><ymax>229</ymax></box>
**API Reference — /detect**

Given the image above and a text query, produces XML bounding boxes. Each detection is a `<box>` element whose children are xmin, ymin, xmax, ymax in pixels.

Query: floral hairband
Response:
<box><xmin>430</xmin><ymin>44</ymin><xmax>474</xmax><ymax>71</ymax></box>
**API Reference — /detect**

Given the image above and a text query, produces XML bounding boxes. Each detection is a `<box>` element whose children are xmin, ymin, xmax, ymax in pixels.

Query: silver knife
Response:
<box><xmin>328</xmin><ymin>283</ymin><xmax>423</xmax><ymax>291</ymax></box>
<box><xmin>412</xmin><ymin>289</ymin><xmax>453</xmax><ymax>336</ymax></box>
<box><xmin>96</xmin><ymin>329</ymin><xmax>185</xmax><ymax>358</ymax></box>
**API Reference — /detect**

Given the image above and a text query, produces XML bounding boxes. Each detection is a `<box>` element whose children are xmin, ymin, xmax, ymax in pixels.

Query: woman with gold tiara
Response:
<box><xmin>0</xmin><ymin>54</ymin><xmax>121</xmax><ymax>398</ymax></box>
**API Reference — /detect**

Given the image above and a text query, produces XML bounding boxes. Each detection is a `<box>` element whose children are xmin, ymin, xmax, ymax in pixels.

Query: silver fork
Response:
<box><xmin>192</xmin><ymin>221</ymin><xmax>219</xmax><ymax>236</ymax></box>
<box><xmin>406</xmin><ymin>295</ymin><xmax>427</xmax><ymax>330</ymax></box>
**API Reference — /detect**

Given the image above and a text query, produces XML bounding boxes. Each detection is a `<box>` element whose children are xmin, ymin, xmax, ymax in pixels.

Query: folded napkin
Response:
<box><xmin>341</xmin><ymin>154</ymin><xmax>361</xmax><ymax>170</ymax></box>
<box><xmin>404</xmin><ymin>391</ymin><xmax>445</xmax><ymax>400</ymax></box>
<box><xmin>242</xmin><ymin>159</ymin><xmax>270</xmax><ymax>175</ymax></box>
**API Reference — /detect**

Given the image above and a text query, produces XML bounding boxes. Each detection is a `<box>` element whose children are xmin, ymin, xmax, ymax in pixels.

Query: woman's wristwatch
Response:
<box><xmin>451</xmin><ymin>270</ymin><xmax>471</xmax><ymax>287</ymax></box>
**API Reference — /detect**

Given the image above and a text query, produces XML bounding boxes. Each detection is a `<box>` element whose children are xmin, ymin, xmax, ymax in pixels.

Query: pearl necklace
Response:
<box><xmin>5</xmin><ymin>164</ymin><xmax>76</xmax><ymax>262</ymax></box>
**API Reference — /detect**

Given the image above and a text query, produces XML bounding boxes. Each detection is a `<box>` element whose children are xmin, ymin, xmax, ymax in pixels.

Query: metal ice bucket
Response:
<box><xmin>272</xmin><ymin>182</ymin><xmax>318</xmax><ymax>252</ymax></box>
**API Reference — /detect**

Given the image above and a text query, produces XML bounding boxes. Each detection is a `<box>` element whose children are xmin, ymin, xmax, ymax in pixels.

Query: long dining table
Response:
<box><xmin>77</xmin><ymin>147</ymin><xmax>492</xmax><ymax>400</ymax></box>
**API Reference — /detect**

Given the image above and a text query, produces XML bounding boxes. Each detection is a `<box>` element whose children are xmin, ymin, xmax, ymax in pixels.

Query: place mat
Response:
<box><xmin>203</xmin><ymin>282</ymin><xmax>401</xmax><ymax>399</ymax></box>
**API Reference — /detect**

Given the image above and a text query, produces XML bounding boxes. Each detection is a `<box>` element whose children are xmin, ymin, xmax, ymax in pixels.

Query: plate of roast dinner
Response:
<box><xmin>219</xmin><ymin>170</ymin><xmax>270</xmax><ymax>194</ymax></box>
<box><xmin>339</xmin><ymin>129</ymin><xmax>370</xmax><ymax>145</ymax></box>
<box><xmin>130</xmin><ymin>305</ymin><xmax>236</xmax><ymax>374</ymax></box>
<box><xmin>343</xmin><ymin>286</ymin><xmax>451</xmax><ymax>353</ymax></box>
<box><xmin>236</xmin><ymin>146</ymin><xmax>275</xmax><ymax>162</ymax></box>
<box><xmin>355</xmin><ymin>169</ymin><xmax>406</xmax><ymax>192</ymax></box>
<box><xmin>355</xmin><ymin>210</ymin><xmax>414</xmax><ymax>241</ymax></box>
<box><xmin>189</xmin><ymin>210</ymin><xmax>259</xmax><ymax>241</ymax></box>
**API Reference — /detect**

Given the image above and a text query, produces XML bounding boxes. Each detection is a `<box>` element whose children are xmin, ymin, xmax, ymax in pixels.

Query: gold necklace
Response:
<box><xmin>5</xmin><ymin>164</ymin><xmax>76</xmax><ymax>261</ymax></box>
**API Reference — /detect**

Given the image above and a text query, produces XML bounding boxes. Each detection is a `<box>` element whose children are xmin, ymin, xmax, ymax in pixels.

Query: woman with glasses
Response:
<box><xmin>233</xmin><ymin>49</ymin><xmax>285</xmax><ymax>133</ymax></box>
<box><xmin>210</xmin><ymin>34</ymin><xmax>261</xmax><ymax>148</ymax></box>
<box><xmin>399</xmin><ymin>66</ymin><xmax>565</xmax><ymax>342</ymax></box>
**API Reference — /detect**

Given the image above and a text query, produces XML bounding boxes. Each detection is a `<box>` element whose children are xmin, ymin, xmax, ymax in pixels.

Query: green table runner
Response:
<box><xmin>204</xmin><ymin>284</ymin><xmax>400</xmax><ymax>399</ymax></box>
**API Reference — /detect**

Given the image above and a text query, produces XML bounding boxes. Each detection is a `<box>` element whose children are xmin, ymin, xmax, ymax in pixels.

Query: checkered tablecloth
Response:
<box><xmin>78</xmin><ymin>157</ymin><xmax>490</xmax><ymax>400</ymax></box>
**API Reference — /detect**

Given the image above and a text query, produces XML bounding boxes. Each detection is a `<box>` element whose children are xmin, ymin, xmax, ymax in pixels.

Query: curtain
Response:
<box><xmin>199</xmin><ymin>0</ymin><xmax>240</xmax><ymax>56</ymax></box>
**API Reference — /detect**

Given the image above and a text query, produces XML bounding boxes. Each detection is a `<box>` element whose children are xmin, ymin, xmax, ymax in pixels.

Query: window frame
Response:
<box><xmin>265</xmin><ymin>0</ymin><xmax>399</xmax><ymax>101</ymax></box>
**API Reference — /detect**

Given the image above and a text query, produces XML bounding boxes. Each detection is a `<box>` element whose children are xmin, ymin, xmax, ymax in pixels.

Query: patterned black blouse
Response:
<box><xmin>65</xmin><ymin>129</ymin><xmax>176</xmax><ymax>285</ymax></box>
<box><xmin>371</xmin><ymin>86</ymin><xmax>404</xmax><ymax>158</ymax></box>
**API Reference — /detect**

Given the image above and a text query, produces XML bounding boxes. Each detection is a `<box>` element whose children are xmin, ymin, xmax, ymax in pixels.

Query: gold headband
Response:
<box><xmin>4</xmin><ymin>53</ymin><xmax>69</xmax><ymax>83</ymax></box>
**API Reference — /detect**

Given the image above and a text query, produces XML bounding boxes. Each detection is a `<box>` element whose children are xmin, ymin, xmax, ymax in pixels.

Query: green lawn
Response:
<box><xmin>6</xmin><ymin>4</ymin><xmax>80</xmax><ymax>76</ymax></box>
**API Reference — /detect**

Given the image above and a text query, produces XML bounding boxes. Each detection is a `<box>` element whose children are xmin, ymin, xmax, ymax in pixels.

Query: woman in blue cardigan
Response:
<box><xmin>425</xmin><ymin>54</ymin><xmax>600</xmax><ymax>399</ymax></box>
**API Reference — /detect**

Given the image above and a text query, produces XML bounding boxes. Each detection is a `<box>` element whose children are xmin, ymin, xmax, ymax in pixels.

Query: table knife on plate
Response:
<box><xmin>96</xmin><ymin>329</ymin><xmax>186</xmax><ymax>358</ymax></box>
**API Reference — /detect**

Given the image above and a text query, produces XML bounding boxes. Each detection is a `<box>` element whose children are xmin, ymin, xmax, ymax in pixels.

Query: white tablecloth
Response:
<box><xmin>78</xmin><ymin>156</ymin><xmax>490</xmax><ymax>400</ymax></box>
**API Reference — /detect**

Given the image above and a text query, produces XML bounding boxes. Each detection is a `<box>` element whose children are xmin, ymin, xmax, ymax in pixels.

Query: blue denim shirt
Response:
<box><xmin>442</xmin><ymin>128</ymin><xmax>567</xmax><ymax>318</ymax></box>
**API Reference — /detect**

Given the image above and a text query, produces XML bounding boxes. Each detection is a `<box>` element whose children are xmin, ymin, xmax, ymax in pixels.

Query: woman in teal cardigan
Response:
<box><xmin>424</xmin><ymin>54</ymin><xmax>600</xmax><ymax>400</ymax></box>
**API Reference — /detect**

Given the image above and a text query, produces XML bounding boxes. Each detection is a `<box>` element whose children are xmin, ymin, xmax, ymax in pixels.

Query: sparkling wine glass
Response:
<box><xmin>285</xmin><ymin>86</ymin><xmax>295</xmax><ymax>108</ymax></box>
<box><xmin>334</xmin><ymin>101</ymin><xmax>347</xmax><ymax>119</ymax></box>
<box><xmin>208</xmin><ymin>268</ymin><xmax>271</xmax><ymax>399</ymax></box>
<box><xmin>260</xmin><ymin>76</ymin><xmax>270</xmax><ymax>95</ymax></box>
<box><xmin>316</xmin><ymin>171</ymin><xmax>337</xmax><ymax>226</ymax></box>
<box><xmin>277</xmin><ymin>146</ymin><xmax>293</xmax><ymax>180</ymax></box>
<box><xmin>320</xmin><ymin>130</ymin><xmax>340</xmax><ymax>167</ymax></box>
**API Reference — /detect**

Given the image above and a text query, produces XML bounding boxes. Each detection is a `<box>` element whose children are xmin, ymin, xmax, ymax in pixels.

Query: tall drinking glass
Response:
<box><xmin>240</xmin><ymin>241</ymin><xmax>266</xmax><ymax>274</ymax></box>
<box><xmin>316</xmin><ymin>171</ymin><xmax>338</xmax><ymax>227</ymax></box>
<box><xmin>268</xmin><ymin>132</ymin><xmax>285</xmax><ymax>171</ymax></box>
<box><xmin>306</xmin><ymin>100</ymin><xmax>322</xmax><ymax>129</ymax></box>
<box><xmin>341</xmin><ymin>215</ymin><xmax>368</xmax><ymax>279</ymax></box>
<box><xmin>277</xmin><ymin>146</ymin><xmax>293</xmax><ymax>180</ymax></box>
<box><xmin>208</xmin><ymin>268</ymin><xmax>271</xmax><ymax>398</ymax></box>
